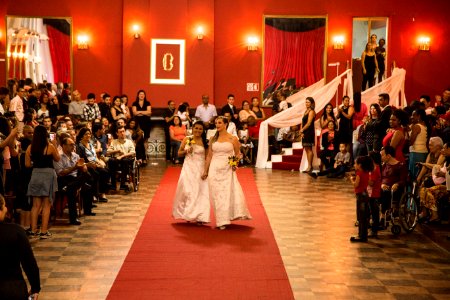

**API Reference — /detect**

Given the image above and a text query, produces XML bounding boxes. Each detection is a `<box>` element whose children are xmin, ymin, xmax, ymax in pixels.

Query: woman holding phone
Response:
<box><xmin>25</xmin><ymin>125</ymin><xmax>60</xmax><ymax>239</ymax></box>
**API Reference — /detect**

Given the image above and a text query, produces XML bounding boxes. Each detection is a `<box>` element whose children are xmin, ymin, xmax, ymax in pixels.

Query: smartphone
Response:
<box><xmin>49</xmin><ymin>132</ymin><xmax>56</xmax><ymax>141</ymax></box>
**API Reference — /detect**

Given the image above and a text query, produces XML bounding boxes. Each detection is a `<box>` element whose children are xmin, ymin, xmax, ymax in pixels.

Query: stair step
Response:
<box><xmin>272</xmin><ymin>162</ymin><xmax>300</xmax><ymax>170</ymax></box>
<box><xmin>271</xmin><ymin>154</ymin><xmax>283</xmax><ymax>162</ymax></box>
<box><xmin>281</xmin><ymin>148</ymin><xmax>293</xmax><ymax>155</ymax></box>
<box><xmin>292</xmin><ymin>142</ymin><xmax>303</xmax><ymax>149</ymax></box>
<box><xmin>293</xmin><ymin>149</ymin><xmax>303</xmax><ymax>155</ymax></box>
<box><xmin>282</xmin><ymin>155</ymin><xmax>302</xmax><ymax>163</ymax></box>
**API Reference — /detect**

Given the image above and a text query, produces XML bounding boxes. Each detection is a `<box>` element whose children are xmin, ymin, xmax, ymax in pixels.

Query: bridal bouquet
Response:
<box><xmin>228</xmin><ymin>155</ymin><xmax>240</xmax><ymax>171</ymax></box>
<box><xmin>184</xmin><ymin>136</ymin><xmax>195</xmax><ymax>155</ymax></box>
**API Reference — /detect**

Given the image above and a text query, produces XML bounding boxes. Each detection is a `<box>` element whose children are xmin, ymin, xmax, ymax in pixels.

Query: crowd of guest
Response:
<box><xmin>0</xmin><ymin>78</ymin><xmax>151</xmax><ymax>241</ymax></box>
<box><xmin>305</xmin><ymin>87</ymin><xmax>450</xmax><ymax>242</ymax></box>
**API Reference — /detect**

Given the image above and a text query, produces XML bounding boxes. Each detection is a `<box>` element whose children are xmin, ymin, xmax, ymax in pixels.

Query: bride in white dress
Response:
<box><xmin>172</xmin><ymin>122</ymin><xmax>210</xmax><ymax>223</ymax></box>
<box><xmin>202</xmin><ymin>116</ymin><xmax>251</xmax><ymax>229</ymax></box>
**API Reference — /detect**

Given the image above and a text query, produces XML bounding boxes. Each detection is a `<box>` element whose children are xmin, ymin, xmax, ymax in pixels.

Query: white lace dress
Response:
<box><xmin>208</xmin><ymin>141</ymin><xmax>251</xmax><ymax>227</ymax></box>
<box><xmin>172</xmin><ymin>143</ymin><xmax>210</xmax><ymax>223</ymax></box>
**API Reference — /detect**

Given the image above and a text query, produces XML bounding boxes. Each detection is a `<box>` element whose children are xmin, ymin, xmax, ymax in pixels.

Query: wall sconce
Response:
<box><xmin>77</xmin><ymin>35</ymin><xmax>89</xmax><ymax>50</ymax></box>
<box><xmin>196</xmin><ymin>26</ymin><xmax>204</xmax><ymax>40</ymax></box>
<box><xmin>333</xmin><ymin>36</ymin><xmax>344</xmax><ymax>49</ymax></box>
<box><xmin>418</xmin><ymin>36</ymin><xmax>430</xmax><ymax>51</ymax></box>
<box><xmin>247</xmin><ymin>36</ymin><xmax>259</xmax><ymax>51</ymax></box>
<box><xmin>132</xmin><ymin>24</ymin><xmax>140</xmax><ymax>39</ymax></box>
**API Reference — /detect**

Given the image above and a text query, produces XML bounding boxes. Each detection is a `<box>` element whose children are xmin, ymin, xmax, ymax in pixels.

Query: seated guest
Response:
<box><xmin>310</xmin><ymin>143</ymin><xmax>350</xmax><ymax>178</ymax></box>
<box><xmin>107</xmin><ymin>126</ymin><xmax>136</xmax><ymax>190</ymax></box>
<box><xmin>418</xmin><ymin>163</ymin><xmax>447</xmax><ymax>223</ymax></box>
<box><xmin>177</xmin><ymin>102</ymin><xmax>192</xmax><ymax>128</ymax></box>
<box><xmin>416</xmin><ymin>137</ymin><xmax>444</xmax><ymax>187</ymax></box>
<box><xmin>127</xmin><ymin>118</ymin><xmax>146</xmax><ymax>162</ymax></box>
<box><xmin>238</xmin><ymin>100</ymin><xmax>257</xmax><ymax>123</ymax></box>
<box><xmin>320</xmin><ymin>120</ymin><xmax>339</xmax><ymax>170</ymax></box>
<box><xmin>206</xmin><ymin>116</ymin><xmax>217</xmax><ymax>141</ymax></box>
<box><xmin>251</xmin><ymin>96</ymin><xmax>266</xmax><ymax>121</ymax></box>
<box><xmin>54</xmin><ymin>137</ymin><xmax>96</xmax><ymax>224</ymax></box>
<box><xmin>170</xmin><ymin>116</ymin><xmax>186</xmax><ymax>164</ymax></box>
<box><xmin>379</xmin><ymin>145</ymin><xmax>407</xmax><ymax>225</ymax></box>
<box><xmin>238</xmin><ymin>123</ymin><xmax>253</xmax><ymax>164</ymax></box>
<box><xmin>0</xmin><ymin>195</ymin><xmax>41</xmax><ymax>300</ymax></box>
<box><xmin>276</xmin><ymin>125</ymin><xmax>301</xmax><ymax>152</ymax></box>
<box><xmin>93</xmin><ymin>123</ymin><xmax>108</xmax><ymax>158</ymax></box>
<box><xmin>223</xmin><ymin>112</ymin><xmax>238</xmax><ymax>137</ymax></box>
<box><xmin>76</xmin><ymin>127</ymin><xmax>110</xmax><ymax>202</ymax></box>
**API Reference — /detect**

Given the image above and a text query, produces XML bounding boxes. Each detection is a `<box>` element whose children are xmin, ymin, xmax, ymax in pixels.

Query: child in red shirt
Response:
<box><xmin>349</xmin><ymin>156</ymin><xmax>374</xmax><ymax>242</ymax></box>
<box><xmin>368</xmin><ymin>152</ymin><xmax>382</xmax><ymax>237</ymax></box>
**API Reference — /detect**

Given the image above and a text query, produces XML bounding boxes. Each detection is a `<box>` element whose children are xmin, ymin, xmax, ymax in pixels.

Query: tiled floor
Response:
<box><xmin>28</xmin><ymin>161</ymin><xmax>450</xmax><ymax>300</ymax></box>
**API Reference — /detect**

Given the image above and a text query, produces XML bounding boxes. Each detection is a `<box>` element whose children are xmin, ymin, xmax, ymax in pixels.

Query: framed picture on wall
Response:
<box><xmin>150</xmin><ymin>39</ymin><xmax>185</xmax><ymax>85</ymax></box>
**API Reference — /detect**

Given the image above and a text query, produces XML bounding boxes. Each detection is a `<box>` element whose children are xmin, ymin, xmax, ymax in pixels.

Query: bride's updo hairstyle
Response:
<box><xmin>210</xmin><ymin>116</ymin><xmax>229</xmax><ymax>144</ymax></box>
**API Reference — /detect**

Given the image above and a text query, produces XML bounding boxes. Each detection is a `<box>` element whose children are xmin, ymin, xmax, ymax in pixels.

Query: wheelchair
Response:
<box><xmin>380</xmin><ymin>183</ymin><xmax>419</xmax><ymax>236</ymax></box>
<box><xmin>110</xmin><ymin>156</ymin><xmax>141</xmax><ymax>192</ymax></box>
<box><xmin>381</xmin><ymin>181</ymin><xmax>420</xmax><ymax>235</ymax></box>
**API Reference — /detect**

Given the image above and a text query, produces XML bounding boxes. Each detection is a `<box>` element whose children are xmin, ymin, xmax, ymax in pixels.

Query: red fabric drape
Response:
<box><xmin>264</xmin><ymin>25</ymin><xmax>325</xmax><ymax>90</ymax></box>
<box><xmin>46</xmin><ymin>25</ymin><xmax>71</xmax><ymax>83</ymax></box>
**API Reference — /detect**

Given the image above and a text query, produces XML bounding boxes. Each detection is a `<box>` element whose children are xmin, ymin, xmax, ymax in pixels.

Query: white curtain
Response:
<box><xmin>361</xmin><ymin>68</ymin><xmax>406</xmax><ymax>108</ymax></box>
<box><xmin>255</xmin><ymin>67</ymin><xmax>406</xmax><ymax>169</ymax></box>
<box><xmin>255</xmin><ymin>69</ymin><xmax>352</xmax><ymax>169</ymax></box>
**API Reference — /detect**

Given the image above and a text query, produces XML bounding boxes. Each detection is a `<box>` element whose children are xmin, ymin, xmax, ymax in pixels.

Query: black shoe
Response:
<box><xmin>99</xmin><ymin>197</ymin><xmax>108</xmax><ymax>203</ymax></box>
<box><xmin>92</xmin><ymin>204</ymin><xmax>98</xmax><ymax>208</ymax></box>
<box><xmin>85</xmin><ymin>212</ymin><xmax>96</xmax><ymax>216</ymax></box>
<box><xmin>70</xmin><ymin>219</ymin><xmax>82</xmax><ymax>225</ymax></box>
<box><xmin>308</xmin><ymin>172</ymin><xmax>318</xmax><ymax>179</ymax></box>
<box><xmin>350</xmin><ymin>236</ymin><xmax>367</xmax><ymax>242</ymax></box>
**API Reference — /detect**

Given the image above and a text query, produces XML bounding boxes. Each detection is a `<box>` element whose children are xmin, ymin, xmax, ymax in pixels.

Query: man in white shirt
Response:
<box><xmin>68</xmin><ymin>90</ymin><xmax>86</xmax><ymax>117</ymax></box>
<box><xmin>9</xmin><ymin>87</ymin><xmax>27</xmax><ymax>122</ymax></box>
<box><xmin>195</xmin><ymin>94</ymin><xmax>217</xmax><ymax>128</ymax></box>
<box><xmin>107</xmin><ymin>126</ymin><xmax>136</xmax><ymax>190</ymax></box>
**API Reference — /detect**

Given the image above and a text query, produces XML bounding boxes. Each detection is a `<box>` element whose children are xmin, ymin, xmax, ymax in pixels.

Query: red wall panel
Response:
<box><xmin>1</xmin><ymin>0</ymin><xmax>449</xmax><ymax>108</ymax></box>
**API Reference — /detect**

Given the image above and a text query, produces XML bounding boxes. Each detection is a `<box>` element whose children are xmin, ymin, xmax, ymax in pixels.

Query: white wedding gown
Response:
<box><xmin>172</xmin><ymin>144</ymin><xmax>210</xmax><ymax>223</ymax></box>
<box><xmin>208</xmin><ymin>141</ymin><xmax>251</xmax><ymax>227</ymax></box>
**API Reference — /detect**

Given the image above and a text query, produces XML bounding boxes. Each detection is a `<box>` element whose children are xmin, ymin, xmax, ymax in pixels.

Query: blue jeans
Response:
<box><xmin>409</xmin><ymin>152</ymin><xmax>428</xmax><ymax>180</ymax></box>
<box><xmin>171</xmin><ymin>140</ymin><xmax>181</xmax><ymax>162</ymax></box>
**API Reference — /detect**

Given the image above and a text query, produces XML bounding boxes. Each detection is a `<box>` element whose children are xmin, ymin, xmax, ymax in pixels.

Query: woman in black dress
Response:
<box><xmin>300</xmin><ymin>97</ymin><xmax>316</xmax><ymax>173</ymax></box>
<box><xmin>361</xmin><ymin>42</ymin><xmax>379</xmax><ymax>91</ymax></box>
<box><xmin>337</xmin><ymin>95</ymin><xmax>354</xmax><ymax>152</ymax></box>
<box><xmin>132</xmin><ymin>90</ymin><xmax>152</xmax><ymax>164</ymax></box>
<box><xmin>375</xmin><ymin>38</ymin><xmax>386</xmax><ymax>83</ymax></box>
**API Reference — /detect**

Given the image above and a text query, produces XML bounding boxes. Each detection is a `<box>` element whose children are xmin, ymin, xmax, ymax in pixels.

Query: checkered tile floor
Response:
<box><xmin>28</xmin><ymin>162</ymin><xmax>450</xmax><ymax>300</ymax></box>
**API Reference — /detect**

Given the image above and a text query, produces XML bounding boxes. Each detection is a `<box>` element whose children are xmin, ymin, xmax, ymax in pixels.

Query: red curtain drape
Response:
<box><xmin>264</xmin><ymin>25</ymin><xmax>325</xmax><ymax>90</ymax></box>
<box><xmin>46</xmin><ymin>25</ymin><xmax>71</xmax><ymax>83</ymax></box>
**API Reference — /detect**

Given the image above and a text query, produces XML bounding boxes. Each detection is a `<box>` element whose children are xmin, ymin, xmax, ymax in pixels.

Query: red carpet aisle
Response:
<box><xmin>107</xmin><ymin>167</ymin><xmax>294</xmax><ymax>300</ymax></box>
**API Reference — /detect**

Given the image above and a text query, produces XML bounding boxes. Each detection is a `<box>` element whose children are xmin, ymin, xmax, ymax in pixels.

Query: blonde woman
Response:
<box><xmin>361</xmin><ymin>42</ymin><xmax>379</xmax><ymax>91</ymax></box>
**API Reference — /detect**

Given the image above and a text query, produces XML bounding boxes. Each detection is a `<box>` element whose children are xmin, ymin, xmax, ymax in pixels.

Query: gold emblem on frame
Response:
<box><xmin>162</xmin><ymin>53</ymin><xmax>174</xmax><ymax>71</ymax></box>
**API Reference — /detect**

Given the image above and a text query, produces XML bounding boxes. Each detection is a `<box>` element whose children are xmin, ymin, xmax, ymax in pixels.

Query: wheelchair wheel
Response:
<box><xmin>132</xmin><ymin>162</ymin><xmax>140</xmax><ymax>192</ymax></box>
<box><xmin>399</xmin><ymin>191</ymin><xmax>419</xmax><ymax>233</ymax></box>
<box><xmin>391</xmin><ymin>224</ymin><xmax>401</xmax><ymax>235</ymax></box>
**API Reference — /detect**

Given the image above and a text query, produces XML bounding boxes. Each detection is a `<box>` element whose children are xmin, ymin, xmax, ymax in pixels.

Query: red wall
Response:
<box><xmin>1</xmin><ymin>0</ymin><xmax>449</xmax><ymax>108</ymax></box>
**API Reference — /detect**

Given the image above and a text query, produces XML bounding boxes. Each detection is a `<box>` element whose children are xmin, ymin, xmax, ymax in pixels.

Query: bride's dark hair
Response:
<box><xmin>192</xmin><ymin>121</ymin><xmax>208</xmax><ymax>149</ymax></box>
<box><xmin>210</xmin><ymin>116</ymin><xmax>229</xmax><ymax>144</ymax></box>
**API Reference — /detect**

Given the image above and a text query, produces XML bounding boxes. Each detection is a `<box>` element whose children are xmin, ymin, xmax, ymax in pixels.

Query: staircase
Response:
<box><xmin>270</xmin><ymin>142</ymin><xmax>303</xmax><ymax>170</ymax></box>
